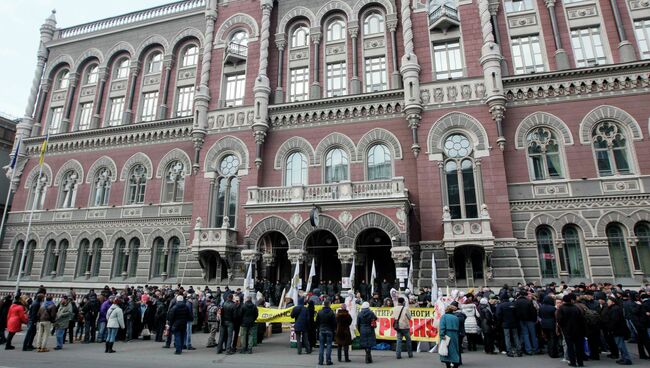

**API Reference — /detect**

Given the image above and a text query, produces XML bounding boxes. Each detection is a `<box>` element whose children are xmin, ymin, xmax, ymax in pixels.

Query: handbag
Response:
<box><xmin>141</xmin><ymin>326</ymin><xmax>151</xmax><ymax>338</ymax></box>
<box><xmin>392</xmin><ymin>306</ymin><xmax>405</xmax><ymax>330</ymax></box>
<box><xmin>438</xmin><ymin>335</ymin><xmax>450</xmax><ymax>357</ymax></box>
<box><xmin>370</xmin><ymin>319</ymin><xmax>377</xmax><ymax>328</ymax></box>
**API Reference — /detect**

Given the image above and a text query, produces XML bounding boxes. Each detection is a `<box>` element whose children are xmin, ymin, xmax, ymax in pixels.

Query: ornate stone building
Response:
<box><xmin>2</xmin><ymin>0</ymin><xmax>650</xmax><ymax>293</ymax></box>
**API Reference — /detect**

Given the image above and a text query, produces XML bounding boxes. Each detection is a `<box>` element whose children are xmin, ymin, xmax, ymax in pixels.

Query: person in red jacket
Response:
<box><xmin>5</xmin><ymin>296</ymin><xmax>28</xmax><ymax>350</ymax></box>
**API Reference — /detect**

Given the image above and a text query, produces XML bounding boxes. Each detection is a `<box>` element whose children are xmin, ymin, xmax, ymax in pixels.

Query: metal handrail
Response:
<box><xmin>227</xmin><ymin>42</ymin><xmax>248</xmax><ymax>58</ymax></box>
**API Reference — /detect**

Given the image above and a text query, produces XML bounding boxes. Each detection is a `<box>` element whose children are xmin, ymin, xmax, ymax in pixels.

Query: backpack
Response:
<box><xmin>584</xmin><ymin>308</ymin><xmax>600</xmax><ymax>327</ymax></box>
<box><xmin>207</xmin><ymin>304</ymin><xmax>219</xmax><ymax>323</ymax></box>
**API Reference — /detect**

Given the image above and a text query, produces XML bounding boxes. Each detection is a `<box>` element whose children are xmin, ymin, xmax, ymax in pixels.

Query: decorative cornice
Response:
<box><xmin>510</xmin><ymin>194</ymin><xmax>650</xmax><ymax>212</ymax></box>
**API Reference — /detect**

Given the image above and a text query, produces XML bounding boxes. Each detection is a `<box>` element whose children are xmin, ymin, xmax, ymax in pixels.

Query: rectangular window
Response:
<box><xmin>635</xmin><ymin>19</ymin><xmax>650</xmax><ymax>60</ymax></box>
<box><xmin>326</xmin><ymin>62</ymin><xmax>347</xmax><ymax>97</ymax></box>
<box><xmin>433</xmin><ymin>41</ymin><xmax>463</xmax><ymax>79</ymax></box>
<box><xmin>175</xmin><ymin>86</ymin><xmax>194</xmax><ymax>117</ymax></box>
<box><xmin>289</xmin><ymin>67</ymin><xmax>309</xmax><ymax>102</ymax></box>
<box><xmin>77</xmin><ymin>102</ymin><xmax>93</xmax><ymax>131</ymax></box>
<box><xmin>364</xmin><ymin>57</ymin><xmax>387</xmax><ymax>92</ymax></box>
<box><xmin>511</xmin><ymin>35</ymin><xmax>545</xmax><ymax>74</ymax></box>
<box><xmin>107</xmin><ymin>97</ymin><xmax>124</xmax><ymax>126</ymax></box>
<box><xmin>49</xmin><ymin>107</ymin><xmax>63</xmax><ymax>134</ymax></box>
<box><xmin>140</xmin><ymin>92</ymin><xmax>159</xmax><ymax>122</ymax></box>
<box><xmin>570</xmin><ymin>27</ymin><xmax>606</xmax><ymax>67</ymax></box>
<box><xmin>504</xmin><ymin>0</ymin><xmax>534</xmax><ymax>13</ymax></box>
<box><xmin>225</xmin><ymin>74</ymin><xmax>246</xmax><ymax>107</ymax></box>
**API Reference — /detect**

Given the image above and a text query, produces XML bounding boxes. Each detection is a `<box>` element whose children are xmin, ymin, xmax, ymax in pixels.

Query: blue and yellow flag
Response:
<box><xmin>38</xmin><ymin>134</ymin><xmax>49</xmax><ymax>166</ymax></box>
<box><xmin>9</xmin><ymin>137</ymin><xmax>21</xmax><ymax>169</ymax></box>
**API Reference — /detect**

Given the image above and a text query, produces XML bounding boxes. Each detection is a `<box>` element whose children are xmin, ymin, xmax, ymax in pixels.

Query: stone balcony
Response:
<box><xmin>442</xmin><ymin>205</ymin><xmax>495</xmax><ymax>250</ymax></box>
<box><xmin>190</xmin><ymin>224</ymin><xmax>238</xmax><ymax>254</ymax></box>
<box><xmin>246</xmin><ymin>177</ymin><xmax>407</xmax><ymax>206</ymax></box>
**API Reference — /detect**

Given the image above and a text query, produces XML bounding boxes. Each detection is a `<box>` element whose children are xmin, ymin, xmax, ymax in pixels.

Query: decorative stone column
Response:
<box><xmin>274</xmin><ymin>35</ymin><xmax>286</xmax><ymax>103</ymax></box>
<box><xmin>387</xmin><ymin>17</ymin><xmax>402</xmax><ymax>89</ymax></box>
<box><xmin>309</xmin><ymin>31</ymin><xmax>322</xmax><ymax>100</ymax></box>
<box><xmin>30</xmin><ymin>82</ymin><xmax>50</xmax><ymax>139</ymax></box>
<box><xmin>478</xmin><ymin>0</ymin><xmax>507</xmax><ymax>150</ymax></box>
<box><xmin>158</xmin><ymin>56</ymin><xmax>174</xmax><ymax>120</ymax></box>
<box><xmin>262</xmin><ymin>252</ymin><xmax>275</xmax><ymax>279</ymax></box>
<box><xmin>391</xmin><ymin>242</ymin><xmax>412</xmax><ymax>290</ymax></box>
<box><xmin>487</xmin><ymin>0</ymin><xmax>509</xmax><ymax>76</ymax></box>
<box><xmin>251</xmin><ymin>0</ymin><xmax>274</xmax><ymax>168</ymax></box>
<box><xmin>90</xmin><ymin>67</ymin><xmax>108</xmax><ymax>129</ymax></box>
<box><xmin>399</xmin><ymin>0</ymin><xmax>423</xmax><ymax>158</ymax></box>
<box><xmin>338</xmin><ymin>247</ymin><xmax>356</xmax><ymax>295</ymax></box>
<box><xmin>349</xmin><ymin>26</ymin><xmax>362</xmax><ymax>94</ymax></box>
<box><xmin>123</xmin><ymin>63</ymin><xmax>141</xmax><ymax>124</ymax></box>
<box><xmin>544</xmin><ymin>0</ymin><xmax>570</xmax><ymax>70</ymax></box>
<box><xmin>191</xmin><ymin>0</ymin><xmax>218</xmax><ymax>173</ymax></box>
<box><xmin>609</xmin><ymin>0</ymin><xmax>636</xmax><ymax>62</ymax></box>
<box><xmin>60</xmin><ymin>72</ymin><xmax>78</xmax><ymax>133</ymax></box>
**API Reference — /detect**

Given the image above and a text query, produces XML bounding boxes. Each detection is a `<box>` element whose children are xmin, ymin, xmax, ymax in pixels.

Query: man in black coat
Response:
<box><xmin>514</xmin><ymin>292</ymin><xmax>539</xmax><ymax>355</ymax></box>
<box><xmin>496</xmin><ymin>296</ymin><xmax>521</xmax><ymax>357</ymax></box>
<box><xmin>381</xmin><ymin>279</ymin><xmax>391</xmax><ymax>299</ymax></box>
<box><xmin>359</xmin><ymin>280</ymin><xmax>369</xmax><ymax>301</ymax></box>
<box><xmin>22</xmin><ymin>293</ymin><xmax>43</xmax><ymax>351</ymax></box>
<box><xmin>603</xmin><ymin>296</ymin><xmax>633</xmax><ymax>365</ymax></box>
<box><xmin>315</xmin><ymin>300</ymin><xmax>337</xmax><ymax>366</ymax></box>
<box><xmin>239</xmin><ymin>296</ymin><xmax>259</xmax><ymax>354</ymax></box>
<box><xmin>557</xmin><ymin>293</ymin><xmax>586</xmax><ymax>367</ymax></box>
<box><xmin>217</xmin><ymin>294</ymin><xmax>237</xmax><ymax>354</ymax></box>
<box><xmin>167</xmin><ymin>295</ymin><xmax>191</xmax><ymax>355</ymax></box>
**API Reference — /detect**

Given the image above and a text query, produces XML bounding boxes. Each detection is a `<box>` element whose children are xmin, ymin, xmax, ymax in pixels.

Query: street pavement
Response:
<box><xmin>1</xmin><ymin>330</ymin><xmax>645</xmax><ymax>368</ymax></box>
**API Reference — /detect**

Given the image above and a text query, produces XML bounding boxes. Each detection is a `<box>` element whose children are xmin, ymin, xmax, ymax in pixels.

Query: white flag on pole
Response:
<box><xmin>349</xmin><ymin>257</ymin><xmax>355</xmax><ymax>288</ymax></box>
<box><xmin>370</xmin><ymin>260</ymin><xmax>377</xmax><ymax>296</ymax></box>
<box><xmin>306</xmin><ymin>258</ymin><xmax>316</xmax><ymax>292</ymax></box>
<box><xmin>431</xmin><ymin>252</ymin><xmax>438</xmax><ymax>301</ymax></box>
<box><xmin>407</xmin><ymin>257</ymin><xmax>414</xmax><ymax>292</ymax></box>
<box><xmin>243</xmin><ymin>260</ymin><xmax>253</xmax><ymax>298</ymax></box>
<box><xmin>288</xmin><ymin>261</ymin><xmax>300</xmax><ymax>303</ymax></box>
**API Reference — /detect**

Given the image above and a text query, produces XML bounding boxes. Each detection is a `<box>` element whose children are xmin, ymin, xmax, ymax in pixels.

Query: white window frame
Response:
<box><xmin>364</xmin><ymin>56</ymin><xmax>387</xmax><ymax>92</ymax></box>
<box><xmin>504</xmin><ymin>0</ymin><xmax>534</xmax><ymax>13</ymax></box>
<box><xmin>175</xmin><ymin>86</ymin><xmax>194</xmax><ymax>117</ymax></box>
<box><xmin>106</xmin><ymin>97</ymin><xmax>124</xmax><ymax>126</ymax></box>
<box><xmin>289</xmin><ymin>67</ymin><xmax>309</xmax><ymax>102</ymax></box>
<box><xmin>433</xmin><ymin>41</ymin><xmax>463</xmax><ymax>80</ymax></box>
<box><xmin>634</xmin><ymin>19</ymin><xmax>650</xmax><ymax>60</ymax></box>
<box><xmin>326</xmin><ymin>62</ymin><xmax>347</xmax><ymax>97</ymax></box>
<box><xmin>147</xmin><ymin>52</ymin><xmax>163</xmax><ymax>74</ymax></box>
<box><xmin>181</xmin><ymin>45</ymin><xmax>199</xmax><ymax>67</ymax></box>
<box><xmin>225</xmin><ymin>73</ymin><xmax>246</xmax><ymax>107</ymax></box>
<box><xmin>49</xmin><ymin>107</ymin><xmax>64</xmax><ymax>134</ymax></box>
<box><xmin>77</xmin><ymin>102</ymin><xmax>93</xmax><ymax>131</ymax></box>
<box><xmin>511</xmin><ymin>35</ymin><xmax>545</xmax><ymax>75</ymax></box>
<box><xmin>140</xmin><ymin>91</ymin><xmax>159</xmax><ymax>122</ymax></box>
<box><xmin>114</xmin><ymin>58</ymin><xmax>130</xmax><ymax>80</ymax></box>
<box><xmin>570</xmin><ymin>27</ymin><xmax>606</xmax><ymax>67</ymax></box>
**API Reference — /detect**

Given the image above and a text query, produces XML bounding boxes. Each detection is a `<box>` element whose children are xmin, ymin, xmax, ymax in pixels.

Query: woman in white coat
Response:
<box><xmin>105</xmin><ymin>297</ymin><xmax>125</xmax><ymax>353</ymax></box>
<box><xmin>460</xmin><ymin>296</ymin><xmax>481</xmax><ymax>352</ymax></box>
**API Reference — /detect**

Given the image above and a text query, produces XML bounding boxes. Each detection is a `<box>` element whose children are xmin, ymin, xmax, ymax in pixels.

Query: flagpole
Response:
<box><xmin>15</xmin><ymin>163</ymin><xmax>44</xmax><ymax>295</ymax></box>
<box><xmin>0</xmin><ymin>137</ymin><xmax>21</xmax><ymax>243</ymax></box>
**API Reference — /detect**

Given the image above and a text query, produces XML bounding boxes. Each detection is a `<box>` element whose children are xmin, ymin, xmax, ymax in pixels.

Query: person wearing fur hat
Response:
<box><xmin>357</xmin><ymin>302</ymin><xmax>377</xmax><ymax>364</ymax></box>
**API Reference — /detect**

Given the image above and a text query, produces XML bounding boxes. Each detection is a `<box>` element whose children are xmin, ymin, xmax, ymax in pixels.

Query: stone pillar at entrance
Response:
<box><xmin>241</xmin><ymin>250</ymin><xmax>260</xmax><ymax>298</ymax></box>
<box><xmin>391</xmin><ymin>245</ymin><xmax>412</xmax><ymax>292</ymax></box>
<box><xmin>338</xmin><ymin>248</ymin><xmax>356</xmax><ymax>297</ymax></box>
<box><xmin>262</xmin><ymin>252</ymin><xmax>274</xmax><ymax>280</ymax></box>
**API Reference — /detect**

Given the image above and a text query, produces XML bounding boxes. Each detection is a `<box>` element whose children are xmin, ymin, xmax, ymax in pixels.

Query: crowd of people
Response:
<box><xmin>0</xmin><ymin>280</ymin><xmax>648</xmax><ymax>368</ymax></box>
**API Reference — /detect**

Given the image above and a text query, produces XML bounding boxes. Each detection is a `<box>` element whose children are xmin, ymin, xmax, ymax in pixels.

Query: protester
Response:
<box><xmin>5</xmin><ymin>296</ymin><xmax>27</xmax><ymax>350</ymax></box>
<box><xmin>460</xmin><ymin>296</ymin><xmax>480</xmax><ymax>352</ymax></box>
<box><xmin>53</xmin><ymin>295</ymin><xmax>73</xmax><ymax>350</ymax></box>
<box><xmin>557</xmin><ymin>293</ymin><xmax>586</xmax><ymax>367</ymax></box>
<box><xmin>357</xmin><ymin>302</ymin><xmax>377</xmax><ymax>364</ymax></box>
<box><xmin>439</xmin><ymin>304</ymin><xmax>461</xmax><ymax>368</ymax></box>
<box><xmin>315</xmin><ymin>300</ymin><xmax>336</xmax><ymax>366</ymax></box>
<box><xmin>22</xmin><ymin>293</ymin><xmax>42</xmax><ymax>351</ymax></box>
<box><xmin>392</xmin><ymin>297</ymin><xmax>413</xmax><ymax>359</ymax></box>
<box><xmin>335</xmin><ymin>303</ymin><xmax>352</xmax><ymax>363</ymax></box>
<box><xmin>239</xmin><ymin>296</ymin><xmax>259</xmax><ymax>354</ymax></box>
<box><xmin>604</xmin><ymin>295</ymin><xmax>633</xmax><ymax>365</ymax></box>
<box><xmin>105</xmin><ymin>296</ymin><xmax>125</xmax><ymax>353</ymax></box>
<box><xmin>168</xmin><ymin>295</ymin><xmax>191</xmax><ymax>355</ymax></box>
<box><xmin>291</xmin><ymin>296</ymin><xmax>311</xmax><ymax>355</ymax></box>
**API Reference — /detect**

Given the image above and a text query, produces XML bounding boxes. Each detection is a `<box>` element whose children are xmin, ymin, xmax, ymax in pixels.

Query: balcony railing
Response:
<box><xmin>246</xmin><ymin>177</ymin><xmax>407</xmax><ymax>205</ymax></box>
<box><xmin>428</xmin><ymin>4</ymin><xmax>460</xmax><ymax>32</ymax></box>
<box><xmin>227</xmin><ymin>42</ymin><xmax>248</xmax><ymax>58</ymax></box>
<box><xmin>57</xmin><ymin>0</ymin><xmax>205</xmax><ymax>39</ymax></box>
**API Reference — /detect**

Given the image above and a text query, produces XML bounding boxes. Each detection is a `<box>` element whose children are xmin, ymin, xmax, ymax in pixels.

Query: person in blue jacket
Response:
<box><xmin>439</xmin><ymin>304</ymin><xmax>461</xmax><ymax>368</ymax></box>
<box><xmin>291</xmin><ymin>296</ymin><xmax>311</xmax><ymax>355</ymax></box>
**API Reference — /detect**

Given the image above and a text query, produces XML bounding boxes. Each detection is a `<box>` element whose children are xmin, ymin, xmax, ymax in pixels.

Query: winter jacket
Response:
<box><xmin>167</xmin><ymin>301</ymin><xmax>191</xmax><ymax>332</ymax></box>
<box><xmin>357</xmin><ymin>308</ymin><xmax>377</xmax><ymax>348</ymax></box>
<box><xmin>460</xmin><ymin>303</ymin><xmax>480</xmax><ymax>334</ymax></box>
<box><xmin>38</xmin><ymin>300</ymin><xmax>57</xmax><ymax>322</ymax></box>
<box><xmin>556</xmin><ymin>303</ymin><xmax>586</xmax><ymax>338</ymax></box>
<box><xmin>496</xmin><ymin>300</ymin><xmax>518</xmax><ymax>329</ymax></box>
<box><xmin>53</xmin><ymin>302</ymin><xmax>73</xmax><ymax>329</ymax></box>
<box><xmin>98</xmin><ymin>300</ymin><xmax>111</xmax><ymax>323</ymax></box>
<box><xmin>315</xmin><ymin>306</ymin><xmax>336</xmax><ymax>333</ymax></box>
<box><xmin>7</xmin><ymin>303</ymin><xmax>28</xmax><ymax>333</ymax></box>
<box><xmin>291</xmin><ymin>298</ymin><xmax>310</xmax><ymax>333</ymax></box>
<box><xmin>538</xmin><ymin>296</ymin><xmax>557</xmax><ymax>330</ymax></box>
<box><xmin>478</xmin><ymin>304</ymin><xmax>495</xmax><ymax>334</ymax></box>
<box><xmin>27</xmin><ymin>299</ymin><xmax>41</xmax><ymax>323</ymax></box>
<box><xmin>603</xmin><ymin>303</ymin><xmax>630</xmax><ymax>338</ymax></box>
<box><xmin>335</xmin><ymin>309</ymin><xmax>352</xmax><ymax>346</ymax></box>
<box><xmin>106</xmin><ymin>304</ymin><xmax>125</xmax><ymax>329</ymax></box>
<box><xmin>240</xmin><ymin>301</ymin><xmax>259</xmax><ymax>328</ymax></box>
<box><xmin>221</xmin><ymin>300</ymin><xmax>237</xmax><ymax>323</ymax></box>
<box><xmin>514</xmin><ymin>296</ymin><xmax>537</xmax><ymax>322</ymax></box>
<box><xmin>392</xmin><ymin>305</ymin><xmax>412</xmax><ymax>330</ymax></box>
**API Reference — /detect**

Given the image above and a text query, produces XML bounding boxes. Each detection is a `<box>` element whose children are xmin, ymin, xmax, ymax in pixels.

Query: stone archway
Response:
<box><xmin>305</xmin><ymin>229</ymin><xmax>341</xmax><ymax>296</ymax></box>
<box><xmin>198</xmin><ymin>250</ymin><xmax>228</xmax><ymax>282</ymax></box>
<box><xmin>354</xmin><ymin>227</ymin><xmax>395</xmax><ymax>298</ymax></box>
<box><xmin>451</xmin><ymin>245</ymin><xmax>486</xmax><ymax>288</ymax></box>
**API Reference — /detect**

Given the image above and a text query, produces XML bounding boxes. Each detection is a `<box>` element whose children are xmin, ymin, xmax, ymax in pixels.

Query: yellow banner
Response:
<box><xmin>256</xmin><ymin>306</ymin><xmax>439</xmax><ymax>342</ymax></box>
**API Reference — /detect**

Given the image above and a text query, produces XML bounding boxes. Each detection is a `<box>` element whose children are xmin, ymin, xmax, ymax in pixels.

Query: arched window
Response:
<box><xmin>443</xmin><ymin>134</ymin><xmax>478</xmax><ymax>219</ymax></box>
<box><xmin>536</xmin><ymin>226</ymin><xmax>557</xmax><ymax>278</ymax></box>
<box><xmin>231</xmin><ymin>31</ymin><xmax>249</xmax><ymax>47</ymax></box>
<box><xmin>562</xmin><ymin>226</ymin><xmax>585</xmax><ymax>277</ymax></box>
<box><xmin>212</xmin><ymin>154</ymin><xmax>240</xmax><ymax>228</ymax></box>
<box><xmin>592</xmin><ymin>121</ymin><xmax>631</xmax><ymax>176</ymax></box>
<box><xmin>146</xmin><ymin>51</ymin><xmax>163</xmax><ymax>74</ymax></box>
<box><xmin>126</xmin><ymin>164</ymin><xmax>147</xmax><ymax>205</ymax></box>
<box><xmin>152</xmin><ymin>236</ymin><xmax>180</xmax><ymax>278</ymax></box>
<box><xmin>58</xmin><ymin>170</ymin><xmax>79</xmax><ymax>209</ymax></box>
<box><xmin>85</xmin><ymin>64</ymin><xmax>99</xmax><ymax>85</ymax></box>
<box><xmin>43</xmin><ymin>240</ymin><xmax>58</xmax><ymax>277</ymax></box>
<box><xmin>56</xmin><ymin>69</ymin><xmax>70</xmax><ymax>90</ymax></box>
<box><xmin>27</xmin><ymin>175</ymin><xmax>48</xmax><ymax>211</ymax></box>
<box><xmin>114</xmin><ymin>58</ymin><xmax>130</xmax><ymax>80</ymax></box>
<box><xmin>181</xmin><ymin>45</ymin><xmax>199</xmax><ymax>67</ymax></box>
<box><xmin>527</xmin><ymin>127</ymin><xmax>564</xmax><ymax>180</ymax></box>
<box><xmin>285</xmin><ymin>152</ymin><xmax>308</xmax><ymax>186</ymax></box>
<box><xmin>324</xmin><ymin>148</ymin><xmax>349</xmax><ymax>183</ymax></box>
<box><xmin>327</xmin><ymin>19</ymin><xmax>346</xmax><ymax>42</ymax></box>
<box><xmin>76</xmin><ymin>239</ymin><xmax>90</xmax><ymax>278</ymax></box>
<box><xmin>367</xmin><ymin>144</ymin><xmax>392</xmax><ymax>180</ymax></box>
<box><xmin>11</xmin><ymin>240</ymin><xmax>36</xmax><ymax>278</ymax></box>
<box><xmin>163</xmin><ymin>160</ymin><xmax>185</xmax><ymax>203</ymax></box>
<box><xmin>606</xmin><ymin>223</ymin><xmax>631</xmax><ymax>277</ymax></box>
<box><xmin>92</xmin><ymin>167</ymin><xmax>112</xmax><ymax>207</ymax></box>
<box><xmin>113</xmin><ymin>237</ymin><xmax>139</xmax><ymax>278</ymax></box>
<box><xmin>291</xmin><ymin>26</ymin><xmax>310</xmax><ymax>48</ymax></box>
<box><xmin>364</xmin><ymin>12</ymin><xmax>385</xmax><ymax>35</ymax></box>
<box><xmin>634</xmin><ymin>222</ymin><xmax>650</xmax><ymax>274</ymax></box>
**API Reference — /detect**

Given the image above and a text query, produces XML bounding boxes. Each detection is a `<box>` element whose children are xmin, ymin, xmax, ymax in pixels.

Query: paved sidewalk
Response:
<box><xmin>1</xmin><ymin>330</ymin><xmax>645</xmax><ymax>368</ymax></box>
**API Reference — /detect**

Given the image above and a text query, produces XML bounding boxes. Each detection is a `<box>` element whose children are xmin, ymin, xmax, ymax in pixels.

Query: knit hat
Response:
<box><xmin>361</xmin><ymin>302</ymin><xmax>370</xmax><ymax>309</ymax></box>
<box><xmin>176</xmin><ymin>295</ymin><xmax>184</xmax><ymax>302</ymax></box>
<box><xmin>479</xmin><ymin>298</ymin><xmax>488</xmax><ymax>305</ymax></box>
